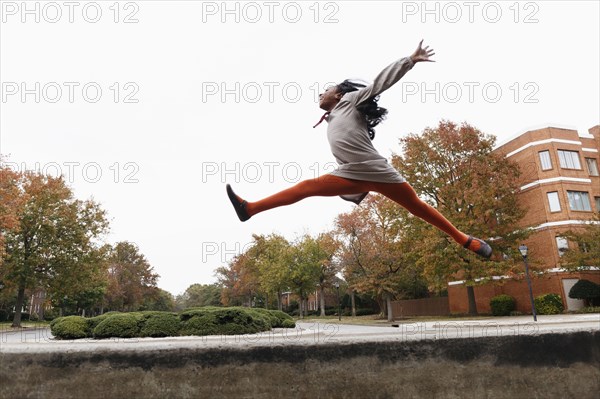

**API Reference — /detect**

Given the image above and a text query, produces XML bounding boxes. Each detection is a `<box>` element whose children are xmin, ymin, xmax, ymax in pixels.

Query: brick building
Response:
<box><xmin>448</xmin><ymin>125</ymin><xmax>600</xmax><ymax>314</ymax></box>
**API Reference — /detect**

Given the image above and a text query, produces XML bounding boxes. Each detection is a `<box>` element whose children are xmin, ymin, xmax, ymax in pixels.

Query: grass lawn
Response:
<box><xmin>297</xmin><ymin>314</ymin><xmax>496</xmax><ymax>326</ymax></box>
<box><xmin>0</xmin><ymin>320</ymin><xmax>50</xmax><ymax>330</ymax></box>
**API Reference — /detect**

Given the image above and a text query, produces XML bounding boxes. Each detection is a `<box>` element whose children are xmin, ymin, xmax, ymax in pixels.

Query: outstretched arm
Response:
<box><xmin>350</xmin><ymin>40</ymin><xmax>435</xmax><ymax>105</ymax></box>
<box><xmin>410</xmin><ymin>39</ymin><xmax>435</xmax><ymax>64</ymax></box>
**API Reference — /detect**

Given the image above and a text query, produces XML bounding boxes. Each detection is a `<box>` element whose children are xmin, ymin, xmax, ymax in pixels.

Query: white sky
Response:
<box><xmin>1</xmin><ymin>0</ymin><xmax>599</xmax><ymax>296</ymax></box>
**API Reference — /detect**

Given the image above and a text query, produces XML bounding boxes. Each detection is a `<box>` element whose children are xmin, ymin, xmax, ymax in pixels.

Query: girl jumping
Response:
<box><xmin>226</xmin><ymin>40</ymin><xmax>492</xmax><ymax>259</ymax></box>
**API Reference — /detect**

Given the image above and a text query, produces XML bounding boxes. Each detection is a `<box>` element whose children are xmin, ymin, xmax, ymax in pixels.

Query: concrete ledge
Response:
<box><xmin>1</xmin><ymin>331</ymin><xmax>599</xmax><ymax>399</ymax></box>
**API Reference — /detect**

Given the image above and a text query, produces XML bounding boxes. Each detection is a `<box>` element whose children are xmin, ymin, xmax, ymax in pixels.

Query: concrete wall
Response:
<box><xmin>2</xmin><ymin>331</ymin><xmax>598</xmax><ymax>399</ymax></box>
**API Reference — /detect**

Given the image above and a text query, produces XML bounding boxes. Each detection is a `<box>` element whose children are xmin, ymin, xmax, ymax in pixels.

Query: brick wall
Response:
<box><xmin>448</xmin><ymin>125</ymin><xmax>600</xmax><ymax>315</ymax></box>
<box><xmin>448</xmin><ymin>271</ymin><xmax>600</xmax><ymax>314</ymax></box>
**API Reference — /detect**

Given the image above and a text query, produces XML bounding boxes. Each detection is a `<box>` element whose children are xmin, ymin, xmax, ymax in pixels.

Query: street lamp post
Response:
<box><xmin>333</xmin><ymin>282</ymin><xmax>341</xmax><ymax>321</ymax></box>
<box><xmin>519</xmin><ymin>245</ymin><xmax>538</xmax><ymax>322</ymax></box>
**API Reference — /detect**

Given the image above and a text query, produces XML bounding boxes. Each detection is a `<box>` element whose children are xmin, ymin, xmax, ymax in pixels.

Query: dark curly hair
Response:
<box><xmin>336</xmin><ymin>79</ymin><xmax>388</xmax><ymax>140</ymax></box>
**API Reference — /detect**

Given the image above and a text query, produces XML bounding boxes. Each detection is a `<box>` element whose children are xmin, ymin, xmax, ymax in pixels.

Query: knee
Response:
<box><xmin>295</xmin><ymin>179</ymin><xmax>319</xmax><ymax>196</ymax></box>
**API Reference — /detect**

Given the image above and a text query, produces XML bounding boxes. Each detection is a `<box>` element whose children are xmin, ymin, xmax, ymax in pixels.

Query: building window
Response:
<box><xmin>567</xmin><ymin>191</ymin><xmax>592</xmax><ymax>211</ymax></box>
<box><xmin>557</xmin><ymin>150</ymin><xmax>582</xmax><ymax>169</ymax></box>
<box><xmin>547</xmin><ymin>192</ymin><xmax>561</xmax><ymax>212</ymax></box>
<box><xmin>585</xmin><ymin>158</ymin><xmax>599</xmax><ymax>176</ymax></box>
<box><xmin>538</xmin><ymin>151</ymin><xmax>552</xmax><ymax>170</ymax></box>
<box><xmin>556</xmin><ymin>236</ymin><xmax>568</xmax><ymax>257</ymax></box>
<box><xmin>595</xmin><ymin>197</ymin><xmax>600</xmax><ymax>212</ymax></box>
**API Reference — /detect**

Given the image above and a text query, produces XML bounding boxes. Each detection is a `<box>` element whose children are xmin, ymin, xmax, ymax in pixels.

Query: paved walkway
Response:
<box><xmin>1</xmin><ymin>313</ymin><xmax>598</xmax><ymax>353</ymax></box>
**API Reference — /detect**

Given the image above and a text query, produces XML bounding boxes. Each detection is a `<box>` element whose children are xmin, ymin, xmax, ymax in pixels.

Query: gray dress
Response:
<box><xmin>325</xmin><ymin>57</ymin><xmax>415</xmax><ymax>204</ymax></box>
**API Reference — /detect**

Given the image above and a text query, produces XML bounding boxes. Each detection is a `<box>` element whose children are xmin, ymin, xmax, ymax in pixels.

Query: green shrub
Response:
<box><xmin>180</xmin><ymin>307</ymin><xmax>270</xmax><ymax>336</ymax></box>
<box><xmin>490</xmin><ymin>294</ymin><xmax>516</xmax><ymax>316</ymax></box>
<box><xmin>180</xmin><ymin>312</ymin><xmax>220</xmax><ymax>336</ymax></box>
<box><xmin>534</xmin><ymin>293</ymin><xmax>564</xmax><ymax>315</ymax></box>
<box><xmin>140</xmin><ymin>312</ymin><xmax>180</xmax><ymax>337</ymax></box>
<box><xmin>52</xmin><ymin>307</ymin><xmax>292</xmax><ymax>340</ymax></box>
<box><xmin>268</xmin><ymin>309</ymin><xmax>295</xmax><ymax>327</ymax></box>
<box><xmin>281</xmin><ymin>319</ymin><xmax>296</xmax><ymax>328</ymax></box>
<box><xmin>51</xmin><ymin>316</ymin><xmax>90</xmax><ymax>339</ymax></box>
<box><xmin>93</xmin><ymin>313</ymin><xmax>144</xmax><ymax>338</ymax></box>
<box><xmin>247</xmin><ymin>308</ymin><xmax>294</xmax><ymax>328</ymax></box>
<box><xmin>243</xmin><ymin>307</ymin><xmax>278</xmax><ymax>327</ymax></box>
<box><xmin>43</xmin><ymin>308</ymin><xmax>60</xmax><ymax>321</ymax></box>
<box><xmin>509</xmin><ymin>311</ymin><xmax>523</xmax><ymax>316</ymax></box>
<box><xmin>87</xmin><ymin>311</ymin><xmax>121</xmax><ymax>331</ymax></box>
<box><xmin>569</xmin><ymin>280</ymin><xmax>600</xmax><ymax>306</ymax></box>
<box><xmin>574</xmin><ymin>306</ymin><xmax>600</xmax><ymax>314</ymax></box>
<box><xmin>0</xmin><ymin>309</ymin><xmax>8</xmax><ymax>321</ymax></box>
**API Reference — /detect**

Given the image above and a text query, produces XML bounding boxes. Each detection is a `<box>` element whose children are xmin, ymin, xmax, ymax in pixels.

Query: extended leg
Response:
<box><xmin>229</xmin><ymin>175</ymin><xmax>369</xmax><ymax>218</ymax></box>
<box><xmin>372</xmin><ymin>182</ymin><xmax>491</xmax><ymax>257</ymax></box>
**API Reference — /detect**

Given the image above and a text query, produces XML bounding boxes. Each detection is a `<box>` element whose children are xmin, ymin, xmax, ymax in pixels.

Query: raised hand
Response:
<box><xmin>410</xmin><ymin>40</ymin><xmax>435</xmax><ymax>63</ymax></box>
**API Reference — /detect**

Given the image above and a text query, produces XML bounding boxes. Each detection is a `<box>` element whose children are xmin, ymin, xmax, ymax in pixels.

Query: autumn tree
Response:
<box><xmin>103</xmin><ymin>242</ymin><xmax>159</xmax><ymax>312</ymax></box>
<box><xmin>559</xmin><ymin>212</ymin><xmax>600</xmax><ymax>270</ymax></box>
<box><xmin>215</xmin><ymin>251</ymin><xmax>261</xmax><ymax>307</ymax></box>
<box><xmin>1</xmin><ymin>172</ymin><xmax>109</xmax><ymax>326</ymax></box>
<box><xmin>392</xmin><ymin>120</ymin><xmax>529</xmax><ymax>315</ymax></box>
<box><xmin>0</xmin><ymin>165</ymin><xmax>25</xmax><ymax>266</ymax></box>
<box><xmin>335</xmin><ymin>194</ymin><xmax>427</xmax><ymax>321</ymax></box>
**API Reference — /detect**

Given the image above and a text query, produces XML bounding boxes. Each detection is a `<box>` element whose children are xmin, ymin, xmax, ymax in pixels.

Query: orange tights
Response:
<box><xmin>245</xmin><ymin>175</ymin><xmax>472</xmax><ymax>248</ymax></box>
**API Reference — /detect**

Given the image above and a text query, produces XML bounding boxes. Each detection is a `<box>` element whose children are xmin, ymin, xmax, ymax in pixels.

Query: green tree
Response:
<box><xmin>141</xmin><ymin>287</ymin><xmax>176</xmax><ymax>311</ymax></box>
<box><xmin>287</xmin><ymin>235</ymin><xmax>330</xmax><ymax>318</ymax></box>
<box><xmin>176</xmin><ymin>283</ymin><xmax>222</xmax><ymax>309</ymax></box>
<box><xmin>2</xmin><ymin>173</ymin><xmax>109</xmax><ymax>327</ymax></box>
<box><xmin>252</xmin><ymin>234</ymin><xmax>292</xmax><ymax>310</ymax></box>
<box><xmin>392</xmin><ymin>121</ymin><xmax>529</xmax><ymax>315</ymax></box>
<box><xmin>313</xmin><ymin>232</ymin><xmax>340</xmax><ymax>317</ymax></box>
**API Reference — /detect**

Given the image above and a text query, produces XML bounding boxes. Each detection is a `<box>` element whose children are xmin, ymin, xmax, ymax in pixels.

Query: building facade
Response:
<box><xmin>448</xmin><ymin>125</ymin><xmax>600</xmax><ymax>313</ymax></box>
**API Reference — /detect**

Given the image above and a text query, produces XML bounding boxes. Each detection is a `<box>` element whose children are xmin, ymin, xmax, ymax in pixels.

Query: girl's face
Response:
<box><xmin>318</xmin><ymin>86</ymin><xmax>343</xmax><ymax>111</ymax></box>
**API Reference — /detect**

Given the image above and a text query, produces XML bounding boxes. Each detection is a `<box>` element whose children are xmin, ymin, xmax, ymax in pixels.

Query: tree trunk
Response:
<box><xmin>386</xmin><ymin>294</ymin><xmax>393</xmax><ymax>322</ymax></box>
<box><xmin>11</xmin><ymin>286</ymin><xmax>26</xmax><ymax>328</ymax></box>
<box><xmin>351</xmin><ymin>290</ymin><xmax>356</xmax><ymax>317</ymax></box>
<box><xmin>377</xmin><ymin>297</ymin><xmax>385</xmax><ymax>319</ymax></box>
<box><xmin>319</xmin><ymin>286</ymin><xmax>326</xmax><ymax>317</ymax></box>
<box><xmin>277</xmin><ymin>291</ymin><xmax>282</xmax><ymax>311</ymax></box>
<box><xmin>467</xmin><ymin>285</ymin><xmax>478</xmax><ymax>315</ymax></box>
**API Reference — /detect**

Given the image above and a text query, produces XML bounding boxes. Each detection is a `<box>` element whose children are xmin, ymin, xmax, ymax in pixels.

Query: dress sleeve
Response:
<box><xmin>346</xmin><ymin>57</ymin><xmax>415</xmax><ymax>105</ymax></box>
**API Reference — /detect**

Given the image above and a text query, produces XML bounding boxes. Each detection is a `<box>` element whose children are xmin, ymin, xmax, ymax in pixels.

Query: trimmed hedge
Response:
<box><xmin>51</xmin><ymin>316</ymin><xmax>90</xmax><ymax>340</ymax></box>
<box><xmin>569</xmin><ymin>279</ymin><xmax>600</xmax><ymax>306</ymax></box>
<box><xmin>140</xmin><ymin>312</ymin><xmax>181</xmax><ymax>337</ymax></box>
<box><xmin>534</xmin><ymin>293</ymin><xmax>564</xmax><ymax>315</ymax></box>
<box><xmin>50</xmin><ymin>307</ymin><xmax>295</xmax><ymax>340</ymax></box>
<box><xmin>180</xmin><ymin>307</ymin><xmax>270</xmax><ymax>336</ymax></box>
<box><xmin>574</xmin><ymin>306</ymin><xmax>600</xmax><ymax>314</ymax></box>
<box><xmin>490</xmin><ymin>294</ymin><xmax>515</xmax><ymax>316</ymax></box>
<box><xmin>93</xmin><ymin>313</ymin><xmax>144</xmax><ymax>338</ymax></box>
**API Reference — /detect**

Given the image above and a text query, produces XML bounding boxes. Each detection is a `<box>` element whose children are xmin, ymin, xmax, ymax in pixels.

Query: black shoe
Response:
<box><xmin>226</xmin><ymin>184</ymin><xmax>250</xmax><ymax>222</ymax></box>
<box><xmin>463</xmin><ymin>236</ymin><xmax>492</xmax><ymax>259</ymax></box>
